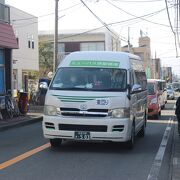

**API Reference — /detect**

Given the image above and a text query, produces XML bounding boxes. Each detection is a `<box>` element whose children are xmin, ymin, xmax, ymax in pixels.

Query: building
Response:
<box><xmin>0</xmin><ymin>0</ymin><xmax>18</xmax><ymax>97</ymax></box>
<box><xmin>161</xmin><ymin>66</ymin><xmax>172</xmax><ymax>83</ymax></box>
<box><xmin>10</xmin><ymin>6</ymin><xmax>39</xmax><ymax>91</ymax></box>
<box><xmin>151</xmin><ymin>58</ymin><xmax>161</xmax><ymax>79</ymax></box>
<box><xmin>121</xmin><ymin>36</ymin><xmax>153</xmax><ymax>79</ymax></box>
<box><xmin>39</xmin><ymin>28</ymin><xmax>121</xmax><ymax>66</ymax></box>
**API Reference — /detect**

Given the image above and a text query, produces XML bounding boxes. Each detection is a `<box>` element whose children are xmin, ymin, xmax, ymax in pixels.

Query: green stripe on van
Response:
<box><xmin>51</xmin><ymin>95</ymin><xmax>112</xmax><ymax>99</ymax></box>
<box><xmin>51</xmin><ymin>94</ymin><xmax>117</xmax><ymax>103</ymax></box>
<box><xmin>69</xmin><ymin>60</ymin><xmax>120</xmax><ymax>68</ymax></box>
<box><xmin>60</xmin><ymin>100</ymin><xmax>87</xmax><ymax>102</ymax></box>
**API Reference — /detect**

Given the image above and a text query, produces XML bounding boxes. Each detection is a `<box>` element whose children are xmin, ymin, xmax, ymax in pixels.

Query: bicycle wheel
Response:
<box><xmin>6</xmin><ymin>99</ymin><xmax>14</xmax><ymax>119</ymax></box>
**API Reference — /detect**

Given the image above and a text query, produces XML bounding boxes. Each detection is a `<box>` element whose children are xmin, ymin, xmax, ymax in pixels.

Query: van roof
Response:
<box><xmin>58</xmin><ymin>51</ymin><xmax>142</xmax><ymax>69</ymax></box>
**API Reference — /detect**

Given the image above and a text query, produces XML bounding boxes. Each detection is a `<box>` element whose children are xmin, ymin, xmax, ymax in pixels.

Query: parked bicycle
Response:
<box><xmin>1</xmin><ymin>91</ymin><xmax>20</xmax><ymax>119</ymax></box>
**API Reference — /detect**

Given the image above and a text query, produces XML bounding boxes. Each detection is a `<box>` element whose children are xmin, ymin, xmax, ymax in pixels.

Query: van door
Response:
<box><xmin>132</xmin><ymin>71</ymin><xmax>147</xmax><ymax>131</ymax></box>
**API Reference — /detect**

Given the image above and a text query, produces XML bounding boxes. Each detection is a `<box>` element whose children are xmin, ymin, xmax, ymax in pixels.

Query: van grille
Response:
<box><xmin>60</xmin><ymin>108</ymin><xmax>108</xmax><ymax>117</ymax></box>
<box><xmin>59</xmin><ymin>124</ymin><xmax>107</xmax><ymax>132</ymax></box>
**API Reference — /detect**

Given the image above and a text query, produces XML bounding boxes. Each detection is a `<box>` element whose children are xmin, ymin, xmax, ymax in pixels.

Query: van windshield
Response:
<box><xmin>50</xmin><ymin>67</ymin><xmax>127</xmax><ymax>91</ymax></box>
<box><xmin>147</xmin><ymin>83</ymin><xmax>155</xmax><ymax>95</ymax></box>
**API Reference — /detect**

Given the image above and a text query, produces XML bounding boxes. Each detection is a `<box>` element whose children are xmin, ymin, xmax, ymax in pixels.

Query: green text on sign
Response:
<box><xmin>70</xmin><ymin>60</ymin><xmax>120</xmax><ymax>68</ymax></box>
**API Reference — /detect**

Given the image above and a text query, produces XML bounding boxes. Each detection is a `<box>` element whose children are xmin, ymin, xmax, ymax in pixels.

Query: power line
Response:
<box><xmin>105</xmin><ymin>0</ymin><xmax>173</xmax><ymax>27</ymax></box>
<box><xmin>40</xmin><ymin>7</ymin><xmax>172</xmax><ymax>43</ymax></box>
<box><xmin>11</xmin><ymin>2</ymin><xmax>82</xmax><ymax>22</ymax></box>
<box><xmin>12</xmin><ymin>3</ymin><xmax>83</xmax><ymax>28</ymax></box>
<box><xmin>109</xmin><ymin>0</ymin><xmax>163</xmax><ymax>2</ymax></box>
<box><xmin>164</xmin><ymin>0</ymin><xmax>178</xmax><ymax>57</ymax></box>
<box><xmin>80</xmin><ymin>0</ymin><xmax>121</xmax><ymax>40</ymax></box>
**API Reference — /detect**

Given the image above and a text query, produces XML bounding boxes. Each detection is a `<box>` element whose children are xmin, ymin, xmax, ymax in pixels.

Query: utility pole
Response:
<box><xmin>53</xmin><ymin>0</ymin><xmax>59</xmax><ymax>73</ymax></box>
<box><xmin>128</xmin><ymin>27</ymin><xmax>130</xmax><ymax>52</ymax></box>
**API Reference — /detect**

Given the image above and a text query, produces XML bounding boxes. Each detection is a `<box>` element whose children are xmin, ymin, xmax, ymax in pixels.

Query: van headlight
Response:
<box><xmin>44</xmin><ymin>105</ymin><xmax>60</xmax><ymax>116</ymax></box>
<box><xmin>109</xmin><ymin>108</ymin><xmax>130</xmax><ymax>118</ymax></box>
<box><xmin>150</xmin><ymin>98</ymin><xmax>157</xmax><ymax>105</ymax></box>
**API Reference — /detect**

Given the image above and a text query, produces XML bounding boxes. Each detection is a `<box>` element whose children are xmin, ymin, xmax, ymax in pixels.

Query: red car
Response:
<box><xmin>147</xmin><ymin>79</ymin><xmax>161</xmax><ymax>119</ymax></box>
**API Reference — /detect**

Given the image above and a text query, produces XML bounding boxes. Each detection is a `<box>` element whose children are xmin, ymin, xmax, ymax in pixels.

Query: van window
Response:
<box><xmin>134</xmin><ymin>71</ymin><xmax>147</xmax><ymax>90</ymax></box>
<box><xmin>50</xmin><ymin>67</ymin><xmax>127</xmax><ymax>91</ymax></box>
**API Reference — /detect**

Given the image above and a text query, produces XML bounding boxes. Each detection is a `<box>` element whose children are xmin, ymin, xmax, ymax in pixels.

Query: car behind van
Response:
<box><xmin>43</xmin><ymin>51</ymin><xmax>147</xmax><ymax>149</ymax></box>
<box><xmin>167</xmin><ymin>84</ymin><xmax>175</xmax><ymax>100</ymax></box>
<box><xmin>147</xmin><ymin>79</ymin><xmax>161</xmax><ymax>119</ymax></box>
<box><xmin>156</xmin><ymin>79</ymin><xmax>167</xmax><ymax>109</ymax></box>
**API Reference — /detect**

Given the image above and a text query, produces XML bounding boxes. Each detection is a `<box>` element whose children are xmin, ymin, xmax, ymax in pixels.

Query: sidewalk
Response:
<box><xmin>171</xmin><ymin>120</ymin><xmax>180</xmax><ymax>180</ymax></box>
<box><xmin>0</xmin><ymin>105</ymin><xmax>43</xmax><ymax>131</ymax></box>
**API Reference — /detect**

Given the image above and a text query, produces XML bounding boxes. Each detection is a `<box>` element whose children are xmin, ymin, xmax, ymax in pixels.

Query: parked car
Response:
<box><xmin>156</xmin><ymin>79</ymin><xmax>167</xmax><ymax>109</ymax></box>
<box><xmin>172</xmin><ymin>82</ymin><xmax>180</xmax><ymax>92</ymax></box>
<box><xmin>167</xmin><ymin>84</ymin><xmax>175</xmax><ymax>100</ymax></box>
<box><xmin>147</xmin><ymin>79</ymin><xmax>161</xmax><ymax>119</ymax></box>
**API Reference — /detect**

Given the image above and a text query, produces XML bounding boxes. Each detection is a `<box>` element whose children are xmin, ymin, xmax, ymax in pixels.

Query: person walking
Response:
<box><xmin>175</xmin><ymin>96</ymin><xmax>180</xmax><ymax>135</ymax></box>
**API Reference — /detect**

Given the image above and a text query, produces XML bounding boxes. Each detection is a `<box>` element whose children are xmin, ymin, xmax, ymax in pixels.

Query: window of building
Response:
<box><xmin>31</xmin><ymin>35</ymin><xmax>34</xmax><ymax>49</ymax></box>
<box><xmin>28</xmin><ymin>40</ymin><xmax>31</xmax><ymax>48</ymax></box>
<box><xmin>32</xmin><ymin>41</ymin><xmax>34</xmax><ymax>49</ymax></box>
<box><xmin>13</xmin><ymin>69</ymin><xmax>18</xmax><ymax>90</ymax></box>
<box><xmin>80</xmin><ymin>42</ymin><xmax>105</xmax><ymax>51</ymax></box>
<box><xmin>16</xmin><ymin>37</ymin><xmax>19</xmax><ymax>45</ymax></box>
<box><xmin>15</xmin><ymin>30</ymin><xmax>19</xmax><ymax>45</ymax></box>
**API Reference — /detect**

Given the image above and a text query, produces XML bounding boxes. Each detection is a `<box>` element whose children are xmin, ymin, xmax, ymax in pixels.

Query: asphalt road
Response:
<box><xmin>0</xmin><ymin>100</ymin><xmax>176</xmax><ymax>180</ymax></box>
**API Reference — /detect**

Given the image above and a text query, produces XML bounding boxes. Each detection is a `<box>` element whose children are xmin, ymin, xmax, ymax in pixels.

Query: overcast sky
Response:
<box><xmin>5</xmin><ymin>0</ymin><xmax>180</xmax><ymax>76</ymax></box>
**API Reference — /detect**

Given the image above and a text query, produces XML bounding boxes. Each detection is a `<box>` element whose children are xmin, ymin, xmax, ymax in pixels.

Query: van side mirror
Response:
<box><xmin>132</xmin><ymin>84</ymin><xmax>142</xmax><ymax>93</ymax></box>
<box><xmin>39</xmin><ymin>82</ymin><xmax>48</xmax><ymax>89</ymax></box>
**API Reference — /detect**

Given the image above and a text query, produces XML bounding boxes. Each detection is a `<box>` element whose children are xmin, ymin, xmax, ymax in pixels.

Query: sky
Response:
<box><xmin>5</xmin><ymin>0</ymin><xmax>180</xmax><ymax>76</ymax></box>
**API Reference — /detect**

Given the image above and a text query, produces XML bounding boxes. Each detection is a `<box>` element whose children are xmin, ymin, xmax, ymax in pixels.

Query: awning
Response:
<box><xmin>0</xmin><ymin>23</ymin><xmax>18</xmax><ymax>49</ymax></box>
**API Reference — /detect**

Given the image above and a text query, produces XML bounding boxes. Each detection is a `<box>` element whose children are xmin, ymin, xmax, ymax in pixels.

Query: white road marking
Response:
<box><xmin>147</xmin><ymin>118</ymin><xmax>173</xmax><ymax>180</ymax></box>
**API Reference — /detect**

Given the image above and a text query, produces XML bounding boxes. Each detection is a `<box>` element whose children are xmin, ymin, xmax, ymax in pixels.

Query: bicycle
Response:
<box><xmin>1</xmin><ymin>91</ymin><xmax>20</xmax><ymax>119</ymax></box>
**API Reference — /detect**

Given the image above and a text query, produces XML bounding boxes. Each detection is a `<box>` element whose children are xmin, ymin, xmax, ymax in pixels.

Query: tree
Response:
<box><xmin>39</xmin><ymin>42</ymin><xmax>53</xmax><ymax>77</ymax></box>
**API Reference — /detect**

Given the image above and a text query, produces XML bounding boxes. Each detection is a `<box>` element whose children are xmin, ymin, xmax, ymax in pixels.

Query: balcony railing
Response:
<box><xmin>0</xmin><ymin>3</ymin><xmax>10</xmax><ymax>24</ymax></box>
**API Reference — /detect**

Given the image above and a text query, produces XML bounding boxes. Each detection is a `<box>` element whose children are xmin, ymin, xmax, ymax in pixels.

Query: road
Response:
<box><xmin>0</xmin><ymin>100</ymin><xmax>176</xmax><ymax>180</ymax></box>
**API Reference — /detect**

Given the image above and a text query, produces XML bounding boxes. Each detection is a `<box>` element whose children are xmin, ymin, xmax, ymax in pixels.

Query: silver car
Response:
<box><xmin>167</xmin><ymin>85</ymin><xmax>175</xmax><ymax>100</ymax></box>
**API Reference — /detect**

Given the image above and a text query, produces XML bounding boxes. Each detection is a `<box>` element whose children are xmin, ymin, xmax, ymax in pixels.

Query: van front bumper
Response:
<box><xmin>42</xmin><ymin>115</ymin><xmax>132</xmax><ymax>142</ymax></box>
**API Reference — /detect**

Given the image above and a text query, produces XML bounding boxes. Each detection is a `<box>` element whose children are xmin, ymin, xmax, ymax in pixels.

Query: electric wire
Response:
<box><xmin>79</xmin><ymin>0</ymin><xmax>120</xmax><ymax>40</ymax></box>
<box><xmin>105</xmin><ymin>0</ymin><xmax>173</xmax><ymax>27</ymax></box>
<box><xmin>11</xmin><ymin>2</ymin><xmax>82</xmax><ymax>22</ymax></box>
<box><xmin>40</xmin><ymin>7</ymin><xmax>172</xmax><ymax>43</ymax></box>
<box><xmin>164</xmin><ymin>0</ymin><xmax>178</xmax><ymax>57</ymax></box>
<box><xmin>175</xmin><ymin>0</ymin><xmax>180</xmax><ymax>48</ymax></box>
<box><xmin>12</xmin><ymin>4</ymin><xmax>83</xmax><ymax>28</ymax></box>
<box><xmin>110</xmin><ymin>0</ymin><xmax>163</xmax><ymax>2</ymax></box>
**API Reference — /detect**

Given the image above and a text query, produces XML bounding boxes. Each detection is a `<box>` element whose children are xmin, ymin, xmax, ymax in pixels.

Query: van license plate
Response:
<box><xmin>74</xmin><ymin>132</ymin><xmax>90</xmax><ymax>140</ymax></box>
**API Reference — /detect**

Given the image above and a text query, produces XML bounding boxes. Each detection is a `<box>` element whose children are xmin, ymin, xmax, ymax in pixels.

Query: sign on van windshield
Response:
<box><xmin>70</xmin><ymin>60</ymin><xmax>120</xmax><ymax>68</ymax></box>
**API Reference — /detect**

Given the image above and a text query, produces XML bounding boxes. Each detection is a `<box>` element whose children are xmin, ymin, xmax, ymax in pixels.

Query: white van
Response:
<box><xmin>43</xmin><ymin>51</ymin><xmax>147</xmax><ymax>149</ymax></box>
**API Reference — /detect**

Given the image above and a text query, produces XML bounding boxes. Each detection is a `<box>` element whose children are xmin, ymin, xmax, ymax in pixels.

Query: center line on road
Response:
<box><xmin>147</xmin><ymin>118</ymin><xmax>173</xmax><ymax>180</ymax></box>
<box><xmin>0</xmin><ymin>143</ymin><xmax>50</xmax><ymax>170</ymax></box>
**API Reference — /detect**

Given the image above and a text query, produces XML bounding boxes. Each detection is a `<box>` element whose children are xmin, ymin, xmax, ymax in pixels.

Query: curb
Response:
<box><xmin>0</xmin><ymin>116</ymin><xmax>43</xmax><ymax>132</ymax></box>
<box><xmin>169</xmin><ymin>118</ymin><xmax>175</xmax><ymax>180</ymax></box>
<box><xmin>169</xmin><ymin>118</ymin><xmax>180</xmax><ymax>180</ymax></box>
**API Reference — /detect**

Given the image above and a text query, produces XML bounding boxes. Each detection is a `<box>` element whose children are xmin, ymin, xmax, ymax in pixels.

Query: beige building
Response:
<box><xmin>121</xmin><ymin>36</ymin><xmax>153</xmax><ymax>79</ymax></box>
<box><xmin>39</xmin><ymin>28</ymin><xmax>121</xmax><ymax>65</ymax></box>
<box><xmin>161</xmin><ymin>66</ymin><xmax>172</xmax><ymax>83</ymax></box>
<box><xmin>10</xmin><ymin>6</ymin><xmax>39</xmax><ymax>91</ymax></box>
<box><xmin>151</xmin><ymin>58</ymin><xmax>161</xmax><ymax>79</ymax></box>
